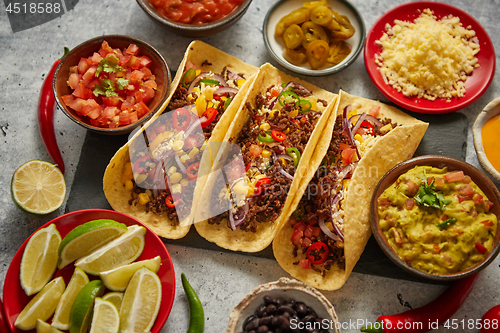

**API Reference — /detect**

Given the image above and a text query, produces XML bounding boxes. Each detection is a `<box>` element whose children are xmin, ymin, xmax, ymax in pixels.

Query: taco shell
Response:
<box><xmin>103</xmin><ymin>40</ymin><xmax>258</xmax><ymax>239</ymax></box>
<box><xmin>194</xmin><ymin>63</ymin><xmax>338</xmax><ymax>252</ymax></box>
<box><xmin>272</xmin><ymin>90</ymin><xmax>429</xmax><ymax>290</ymax></box>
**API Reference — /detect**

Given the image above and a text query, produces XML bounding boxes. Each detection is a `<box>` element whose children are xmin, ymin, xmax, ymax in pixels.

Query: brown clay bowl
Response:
<box><xmin>53</xmin><ymin>35</ymin><xmax>170</xmax><ymax>135</ymax></box>
<box><xmin>371</xmin><ymin>155</ymin><xmax>500</xmax><ymax>282</ymax></box>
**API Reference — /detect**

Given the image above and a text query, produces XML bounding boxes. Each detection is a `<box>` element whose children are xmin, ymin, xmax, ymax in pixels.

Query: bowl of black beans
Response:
<box><xmin>226</xmin><ymin>277</ymin><xmax>340</xmax><ymax>333</ymax></box>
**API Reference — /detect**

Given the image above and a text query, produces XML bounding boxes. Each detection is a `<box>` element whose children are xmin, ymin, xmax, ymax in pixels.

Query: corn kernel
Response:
<box><xmin>180</xmin><ymin>179</ymin><xmax>189</xmax><ymax>187</ymax></box>
<box><xmin>380</xmin><ymin>124</ymin><xmax>392</xmax><ymax>133</ymax></box>
<box><xmin>170</xmin><ymin>172</ymin><xmax>183</xmax><ymax>184</ymax></box>
<box><xmin>138</xmin><ymin>193</ymin><xmax>151</xmax><ymax>205</ymax></box>
<box><xmin>171</xmin><ymin>184</ymin><xmax>182</xmax><ymax>194</ymax></box>
<box><xmin>200</xmin><ymin>141</ymin><xmax>207</xmax><ymax>151</ymax></box>
<box><xmin>204</xmin><ymin>86</ymin><xmax>215</xmax><ymax>101</ymax></box>
<box><xmin>195</xmin><ymin>94</ymin><xmax>207</xmax><ymax>116</ymax></box>
<box><xmin>167</xmin><ymin>166</ymin><xmax>177</xmax><ymax>176</ymax></box>
<box><xmin>172</xmin><ymin>140</ymin><xmax>184</xmax><ymax>151</ymax></box>
<box><xmin>260</xmin><ymin>123</ymin><xmax>271</xmax><ymax>131</ymax></box>
<box><xmin>189</xmin><ymin>147</ymin><xmax>200</xmax><ymax>159</ymax></box>
<box><xmin>284</xmin><ymin>128</ymin><xmax>290</xmax><ymax>134</ymax></box>
<box><xmin>192</xmin><ymin>86</ymin><xmax>201</xmax><ymax>94</ymax></box>
<box><xmin>180</xmin><ymin>154</ymin><xmax>190</xmax><ymax>164</ymax></box>
<box><xmin>237</xmin><ymin>78</ymin><xmax>246</xmax><ymax>87</ymax></box>
<box><xmin>289</xmin><ymin>109</ymin><xmax>298</xmax><ymax>118</ymax></box>
<box><xmin>232</xmin><ymin>181</ymin><xmax>248</xmax><ymax>196</ymax></box>
<box><xmin>121</xmin><ymin>162</ymin><xmax>134</xmax><ymax>183</ymax></box>
<box><xmin>343</xmin><ymin>179</ymin><xmax>351</xmax><ymax>189</ymax></box>
<box><xmin>135</xmin><ymin>173</ymin><xmax>148</xmax><ymax>184</ymax></box>
<box><xmin>247</xmin><ymin>187</ymin><xmax>255</xmax><ymax>196</ymax></box>
<box><xmin>195</xmin><ymin>70</ymin><xmax>201</xmax><ymax>76</ymax></box>
<box><xmin>354</xmin><ymin>134</ymin><xmax>364</xmax><ymax>143</ymax></box>
<box><xmin>262</xmin><ymin>149</ymin><xmax>271</xmax><ymax>158</ymax></box>
<box><xmin>124</xmin><ymin>180</ymin><xmax>134</xmax><ymax>191</ymax></box>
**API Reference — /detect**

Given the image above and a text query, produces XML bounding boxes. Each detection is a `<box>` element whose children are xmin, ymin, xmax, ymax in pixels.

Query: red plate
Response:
<box><xmin>3</xmin><ymin>209</ymin><xmax>175</xmax><ymax>333</ymax></box>
<box><xmin>364</xmin><ymin>1</ymin><xmax>496</xmax><ymax>114</ymax></box>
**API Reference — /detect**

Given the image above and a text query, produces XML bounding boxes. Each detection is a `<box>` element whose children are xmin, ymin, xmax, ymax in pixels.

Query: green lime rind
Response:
<box><xmin>58</xmin><ymin>219</ymin><xmax>128</xmax><ymax>268</ymax></box>
<box><xmin>69</xmin><ymin>280</ymin><xmax>105</xmax><ymax>333</ymax></box>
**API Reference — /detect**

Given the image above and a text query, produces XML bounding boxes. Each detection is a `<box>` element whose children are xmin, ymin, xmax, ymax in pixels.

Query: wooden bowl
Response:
<box><xmin>53</xmin><ymin>35</ymin><xmax>170</xmax><ymax>135</ymax></box>
<box><xmin>370</xmin><ymin>155</ymin><xmax>500</xmax><ymax>282</ymax></box>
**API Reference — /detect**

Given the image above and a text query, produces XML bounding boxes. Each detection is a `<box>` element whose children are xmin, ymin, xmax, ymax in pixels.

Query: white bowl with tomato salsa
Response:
<box><xmin>53</xmin><ymin>35</ymin><xmax>171</xmax><ymax>135</ymax></box>
<box><xmin>136</xmin><ymin>0</ymin><xmax>253</xmax><ymax>37</ymax></box>
<box><xmin>370</xmin><ymin>155</ymin><xmax>500</xmax><ymax>282</ymax></box>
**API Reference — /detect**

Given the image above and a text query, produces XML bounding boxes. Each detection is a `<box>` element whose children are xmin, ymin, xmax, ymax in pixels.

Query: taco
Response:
<box><xmin>272</xmin><ymin>90</ymin><xmax>428</xmax><ymax>290</ymax></box>
<box><xmin>103</xmin><ymin>40</ymin><xmax>258</xmax><ymax>239</ymax></box>
<box><xmin>193</xmin><ymin>63</ymin><xmax>338</xmax><ymax>252</ymax></box>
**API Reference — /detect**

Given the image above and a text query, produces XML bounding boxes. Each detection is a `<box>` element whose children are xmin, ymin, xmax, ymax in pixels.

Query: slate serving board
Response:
<box><xmin>65</xmin><ymin>104</ymin><xmax>468</xmax><ymax>284</ymax></box>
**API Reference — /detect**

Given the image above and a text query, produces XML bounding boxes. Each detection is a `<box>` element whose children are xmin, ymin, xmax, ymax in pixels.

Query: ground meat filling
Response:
<box><xmin>208</xmin><ymin>88</ymin><xmax>318</xmax><ymax>232</ymax></box>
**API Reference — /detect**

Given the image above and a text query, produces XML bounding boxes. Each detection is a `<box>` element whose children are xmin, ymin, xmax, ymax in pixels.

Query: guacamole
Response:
<box><xmin>378</xmin><ymin>166</ymin><xmax>497</xmax><ymax>275</ymax></box>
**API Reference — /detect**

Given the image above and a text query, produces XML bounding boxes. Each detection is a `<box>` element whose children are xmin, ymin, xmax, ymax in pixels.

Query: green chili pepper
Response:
<box><xmin>223</xmin><ymin>96</ymin><xmax>233</xmax><ymax>110</ymax></box>
<box><xmin>299</xmin><ymin>99</ymin><xmax>312</xmax><ymax>113</ymax></box>
<box><xmin>286</xmin><ymin>147</ymin><xmax>301</xmax><ymax>167</ymax></box>
<box><xmin>278</xmin><ymin>90</ymin><xmax>300</xmax><ymax>107</ymax></box>
<box><xmin>182</xmin><ymin>68</ymin><xmax>197</xmax><ymax>89</ymax></box>
<box><xmin>258</xmin><ymin>132</ymin><xmax>276</xmax><ymax>143</ymax></box>
<box><xmin>436</xmin><ymin>217</ymin><xmax>457</xmax><ymax>229</ymax></box>
<box><xmin>200</xmin><ymin>78</ymin><xmax>220</xmax><ymax>86</ymax></box>
<box><xmin>181</xmin><ymin>273</ymin><xmax>205</xmax><ymax>333</ymax></box>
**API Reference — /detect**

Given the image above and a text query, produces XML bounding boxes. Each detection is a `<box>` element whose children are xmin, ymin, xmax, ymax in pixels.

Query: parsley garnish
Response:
<box><xmin>436</xmin><ymin>218</ymin><xmax>458</xmax><ymax>229</ymax></box>
<box><xmin>116</xmin><ymin>78</ymin><xmax>129</xmax><ymax>90</ymax></box>
<box><xmin>93</xmin><ymin>79</ymin><xmax>118</xmax><ymax>97</ymax></box>
<box><xmin>414</xmin><ymin>170</ymin><xmax>451</xmax><ymax>210</ymax></box>
<box><xmin>95</xmin><ymin>56</ymin><xmax>122</xmax><ymax>77</ymax></box>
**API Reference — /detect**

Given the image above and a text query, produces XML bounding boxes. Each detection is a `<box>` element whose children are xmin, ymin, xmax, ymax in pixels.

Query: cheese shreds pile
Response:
<box><xmin>375</xmin><ymin>9</ymin><xmax>480</xmax><ymax>101</ymax></box>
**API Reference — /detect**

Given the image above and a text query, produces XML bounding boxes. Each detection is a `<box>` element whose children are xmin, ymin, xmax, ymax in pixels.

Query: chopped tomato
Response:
<box><xmin>302</xmin><ymin>237</ymin><xmax>312</xmax><ymax>248</ymax></box>
<box><xmin>462</xmin><ymin>175</ymin><xmax>472</xmax><ymax>184</ymax></box>
<box><xmin>78</xmin><ymin>58</ymin><xmax>90</xmax><ymax>75</ymax></box>
<box><xmin>457</xmin><ymin>194</ymin><xmax>473</xmax><ymax>203</ymax></box>
<box><xmin>457</xmin><ymin>184</ymin><xmax>474</xmax><ymax>196</ymax></box>
<box><xmin>444</xmin><ymin>171</ymin><xmax>464</xmax><ymax>182</ymax></box>
<box><xmin>434</xmin><ymin>177</ymin><xmax>445</xmax><ymax>190</ymax></box>
<box><xmin>481</xmin><ymin>220</ymin><xmax>494</xmax><ymax>227</ymax></box>
<box><xmin>134</xmin><ymin>102</ymin><xmax>149</xmax><ymax>117</ymax></box>
<box><xmin>405</xmin><ymin>180</ymin><xmax>419</xmax><ymax>197</ymax></box>
<box><xmin>405</xmin><ymin>198</ymin><xmax>415</xmax><ymax>210</ymax></box>
<box><xmin>341</xmin><ymin>148</ymin><xmax>356</xmax><ymax>165</ymax></box>
<box><xmin>186</xmin><ymin>162</ymin><xmax>200</xmax><ymax>180</ymax></box>
<box><xmin>184</xmin><ymin>136</ymin><xmax>198</xmax><ymax>150</ymax></box>
<box><xmin>61</xmin><ymin>94</ymin><xmax>75</xmax><ymax>105</ymax></box>
<box><xmin>142</xmin><ymin>87</ymin><xmax>155</xmax><ymax>103</ymax></box>
<box><xmin>291</xmin><ymin>228</ymin><xmax>304</xmax><ymax>247</ymax></box>
<box><xmin>201</xmin><ymin>107</ymin><xmax>218</xmax><ymax>128</ymax></box>
<box><xmin>299</xmin><ymin>258</ymin><xmax>310</xmax><ymax>269</ymax></box>
<box><xmin>304</xmin><ymin>225</ymin><xmax>315</xmax><ymax>238</ymax></box>
<box><xmin>126</xmin><ymin>43</ymin><xmax>139</xmax><ymax>56</ymax></box>
<box><xmin>368</xmin><ymin>105</ymin><xmax>380</xmax><ymax>117</ymax></box>
<box><xmin>473</xmin><ymin>193</ymin><xmax>484</xmax><ymax>205</ymax></box>
<box><xmin>484</xmin><ymin>200</ymin><xmax>494</xmax><ymax>212</ymax></box>
<box><xmin>306</xmin><ymin>242</ymin><xmax>329</xmax><ymax>265</ymax></box>
<box><xmin>339</xmin><ymin>142</ymin><xmax>351</xmax><ymax>150</ymax></box>
<box><xmin>68</xmin><ymin>73</ymin><xmax>81</xmax><ymax>90</ymax></box>
<box><xmin>249</xmin><ymin>144</ymin><xmax>262</xmax><ymax>157</ymax></box>
<box><xmin>271</xmin><ymin>130</ymin><xmax>287</xmax><ymax>142</ymax></box>
<box><xmin>270</xmin><ymin>86</ymin><xmax>281</xmax><ymax>98</ymax></box>
<box><xmin>140</xmin><ymin>56</ymin><xmax>152</xmax><ymax>67</ymax></box>
<box><xmin>475</xmin><ymin>242</ymin><xmax>488</xmax><ymax>254</ymax></box>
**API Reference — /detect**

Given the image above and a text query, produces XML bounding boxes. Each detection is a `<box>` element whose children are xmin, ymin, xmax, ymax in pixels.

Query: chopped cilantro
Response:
<box><xmin>414</xmin><ymin>170</ymin><xmax>451</xmax><ymax>210</ymax></box>
<box><xmin>95</xmin><ymin>56</ymin><xmax>122</xmax><ymax>77</ymax></box>
<box><xmin>436</xmin><ymin>218</ymin><xmax>458</xmax><ymax>229</ymax></box>
<box><xmin>116</xmin><ymin>78</ymin><xmax>129</xmax><ymax>90</ymax></box>
<box><xmin>93</xmin><ymin>79</ymin><xmax>118</xmax><ymax>97</ymax></box>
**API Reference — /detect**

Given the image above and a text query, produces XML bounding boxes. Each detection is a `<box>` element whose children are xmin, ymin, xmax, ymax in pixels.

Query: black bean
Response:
<box><xmin>307</xmin><ymin>307</ymin><xmax>317</xmax><ymax>317</ymax></box>
<box><xmin>302</xmin><ymin>314</ymin><xmax>316</xmax><ymax>323</ymax></box>
<box><xmin>243</xmin><ymin>315</ymin><xmax>257</xmax><ymax>330</ymax></box>
<box><xmin>256</xmin><ymin>305</ymin><xmax>267</xmax><ymax>317</ymax></box>
<box><xmin>264</xmin><ymin>296</ymin><xmax>273</xmax><ymax>305</ymax></box>
<box><xmin>260</xmin><ymin>316</ymin><xmax>272</xmax><ymax>326</ymax></box>
<box><xmin>257</xmin><ymin>325</ymin><xmax>269</xmax><ymax>333</ymax></box>
<box><xmin>281</xmin><ymin>317</ymin><xmax>291</xmax><ymax>331</ymax></box>
<box><xmin>248</xmin><ymin>331</ymin><xmax>256</xmax><ymax>333</ymax></box>
<box><xmin>296</xmin><ymin>302</ymin><xmax>308</xmax><ymax>317</ymax></box>
<box><xmin>266</xmin><ymin>304</ymin><xmax>277</xmax><ymax>315</ymax></box>
<box><xmin>271</xmin><ymin>315</ymin><xmax>283</xmax><ymax>327</ymax></box>
<box><xmin>275</xmin><ymin>297</ymin><xmax>286</xmax><ymax>306</ymax></box>
<box><xmin>282</xmin><ymin>311</ymin><xmax>291</xmax><ymax>320</ymax></box>
<box><xmin>277</xmin><ymin>305</ymin><xmax>295</xmax><ymax>316</ymax></box>
<box><xmin>246</xmin><ymin>317</ymin><xmax>260</xmax><ymax>331</ymax></box>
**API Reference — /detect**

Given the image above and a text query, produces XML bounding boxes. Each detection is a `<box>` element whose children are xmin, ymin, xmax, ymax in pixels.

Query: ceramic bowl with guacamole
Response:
<box><xmin>371</xmin><ymin>155</ymin><xmax>500</xmax><ymax>282</ymax></box>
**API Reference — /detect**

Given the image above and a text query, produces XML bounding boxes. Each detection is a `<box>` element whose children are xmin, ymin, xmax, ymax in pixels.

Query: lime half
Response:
<box><xmin>58</xmin><ymin>219</ymin><xmax>128</xmax><ymax>269</ymax></box>
<box><xmin>11</xmin><ymin>160</ymin><xmax>66</xmax><ymax>214</ymax></box>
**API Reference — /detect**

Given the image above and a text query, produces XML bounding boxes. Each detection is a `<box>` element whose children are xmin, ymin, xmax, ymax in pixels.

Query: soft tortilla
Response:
<box><xmin>272</xmin><ymin>90</ymin><xmax>429</xmax><ymax>290</ymax></box>
<box><xmin>103</xmin><ymin>40</ymin><xmax>258</xmax><ymax>239</ymax></box>
<box><xmin>193</xmin><ymin>63</ymin><xmax>338</xmax><ymax>252</ymax></box>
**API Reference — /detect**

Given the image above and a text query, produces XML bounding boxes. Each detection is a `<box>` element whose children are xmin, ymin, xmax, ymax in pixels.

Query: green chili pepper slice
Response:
<box><xmin>223</xmin><ymin>96</ymin><xmax>233</xmax><ymax>110</ymax></box>
<box><xmin>278</xmin><ymin>90</ymin><xmax>300</xmax><ymax>107</ymax></box>
<box><xmin>258</xmin><ymin>132</ymin><xmax>276</xmax><ymax>143</ymax></box>
<box><xmin>182</xmin><ymin>68</ymin><xmax>197</xmax><ymax>89</ymax></box>
<box><xmin>286</xmin><ymin>147</ymin><xmax>301</xmax><ymax>167</ymax></box>
<box><xmin>181</xmin><ymin>273</ymin><xmax>205</xmax><ymax>333</ymax></box>
<box><xmin>436</xmin><ymin>217</ymin><xmax>457</xmax><ymax>229</ymax></box>
<box><xmin>200</xmin><ymin>78</ymin><xmax>220</xmax><ymax>86</ymax></box>
<box><xmin>299</xmin><ymin>99</ymin><xmax>312</xmax><ymax>113</ymax></box>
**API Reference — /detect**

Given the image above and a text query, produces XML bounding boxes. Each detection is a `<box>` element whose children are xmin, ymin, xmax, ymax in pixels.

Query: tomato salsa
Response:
<box><xmin>61</xmin><ymin>41</ymin><xmax>157</xmax><ymax>128</ymax></box>
<box><xmin>149</xmin><ymin>0</ymin><xmax>244</xmax><ymax>25</ymax></box>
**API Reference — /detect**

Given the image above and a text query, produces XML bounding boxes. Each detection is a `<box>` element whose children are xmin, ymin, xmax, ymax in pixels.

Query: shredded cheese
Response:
<box><xmin>375</xmin><ymin>9</ymin><xmax>480</xmax><ymax>101</ymax></box>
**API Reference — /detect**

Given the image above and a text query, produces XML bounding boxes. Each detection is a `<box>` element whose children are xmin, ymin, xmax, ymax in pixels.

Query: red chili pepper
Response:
<box><xmin>271</xmin><ymin>129</ymin><xmax>287</xmax><ymax>142</ymax></box>
<box><xmin>201</xmin><ymin>107</ymin><xmax>218</xmax><ymax>128</ymax></box>
<box><xmin>360</xmin><ymin>273</ymin><xmax>480</xmax><ymax>333</ymax></box>
<box><xmin>254</xmin><ymin>177</ymin><xmax>271</xmax><ymax>196</ymax></box>
<box><xmin>475</xmin><ymin>242</ymin><xmax>488</xmax><ymax>254</ymax></box>
<box><xmin>306</xmin><ymin>241</ymin><xmax>329</xmax><ymax>265</ymax></box>
<box><xmin>186</xmin><ymin>162</ymin><xmax>200</xmax><ymax>180</ymax></box>
<box><xmin>165</xmin><ymin>194</ymin><xmax>179</xmax><ymax>208</ymax></box>
<box><xmin>133</xmin><ymin>155</ymin><xmax>149</xmax><ymax>174</ymax></box>
<box><xmin>480</xmin><ymin>304</ymin><xmax>500</xmax><ymax>333</ymax></box>
<box><xmin>357</xmin><ymin>120</ymin><xmax>374</xmax><ymax>135</ymax></box>
<box><xmin>38</xmin><ymin>47</ymin><xmax>69</xmax><ymax>174</ymax></box>
<box><xmin>173</xmin><ymin>108</ymin><xmax>191</xmax><ymax>131</ymax></box>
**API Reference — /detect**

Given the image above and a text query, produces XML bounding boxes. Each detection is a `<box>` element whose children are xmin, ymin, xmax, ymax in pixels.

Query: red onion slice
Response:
<box><xmin>226</xmin><ymin>70</ymin><xmax>243</xmax><ymax>81</ymax></box>
<box><xmin>279</xmin><ymin>168</ymin><xmax>294</xmax><ymax>181</ymax></box>
<box><xmin>175</xmin><ymin>154</ymin><xmax>187</xmax><ymax>174</ymax></box>
<box><xmin>329</xmin><ymin>192</ymin><xmax>345</xmax><ymax>241</ymax></box>
<box><xmin>214</xmin><ymin>86</ymin><xmax>239</xmax><ymax>97</ymax></box>
<box><xmin>276</xmin><ymin>154</ymin><xmax>293</xmax><ymax>162</ymax></box>
<box><xmin>342</xmin><ymin>105</ymin><xmax>361</xmax><ymax>160</ymax></box>
<box><xmin>228</xmin><ymin>200</ymin><xmax>249</xmax><ymax>231</ymax></box>
<box><xmin>318</xmin><ymin>216</ymin><xmax>342</xmax><ymax>242</ymax></box>
<box><xmin>183</xmin><ymin>117</ymin><xmax>205</xmax><ymax>139</ymax></box>
<box><xmin>187</xmin><ymin>72</ymin><xmax>228</xmax><ymax>94</ymax></box>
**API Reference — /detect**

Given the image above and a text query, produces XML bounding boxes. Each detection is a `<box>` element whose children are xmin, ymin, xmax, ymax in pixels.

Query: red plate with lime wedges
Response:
<box><xmin>3</xmin><ymin>209</ymin><xmax>175</xmax><ymax>333</ymax></box>
<box><xmin>364</xmin><ymin>1</ymin><xmax>495</xmax><ymax>114</ymax></box>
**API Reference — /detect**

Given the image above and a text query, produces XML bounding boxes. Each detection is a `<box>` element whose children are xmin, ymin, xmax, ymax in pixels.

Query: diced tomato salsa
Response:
<box><xmin>149</xmin><ymin>0</ymin><xmax>244</xmax><ymax>25</ymax></box>
<box><xmin>62</xmin><ymin>41</ymin><xmax>157</xmax><ymax>129</ymax></box>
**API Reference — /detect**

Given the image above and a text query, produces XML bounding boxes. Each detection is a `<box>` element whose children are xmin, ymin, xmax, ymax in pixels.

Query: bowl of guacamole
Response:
<box><xmin>371</xmin><ymin>155</ymin><xmax>500</xmax><ymax>281</ymax></box>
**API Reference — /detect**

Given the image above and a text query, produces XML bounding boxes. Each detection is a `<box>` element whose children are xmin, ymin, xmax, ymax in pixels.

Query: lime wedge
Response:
<box><xmin>119</xmin><ymin>267</ymin><xmax>162</xmax><ymax>333</ymax></box>
<box><xmin>102</xmin><ymin>292</ymin><xmax>124</xmax><ymax>311</ymax></box>
<box><xmin>52</xmin><ymin>268</ymin><xmax>89</xmax><ymax>330</ymax></box>
<box><xmin>20</xmin><ymin>223</ymin><xmax>61</xmax><ymax>295</ymax></box>
<box><xmin>100</xmin><ymin>255</ymin><xmax>161</xmax><ymax>291</ymax></box>
<box><xmin>89</xmin><ymin>298</ymin><xmax>120</xmax><ymax>333</ymax></box>
<box><xmin>11</xmin><ymin>160</ymin><xmax>66</xmax><ymax>214</ymax></box>
<box><xmin>15</xmin><ymin>276</ymin><xmax>65</xmax><ymax>330</ymax></box>
<box><xmin>36</xmin><ymin>319</ymin><xmax>64</xmax><ymax>333</ymax></box>
<box><xmin>69</xmin><ymin>280</ymin><xmax>105</xmax><ymax>333</ymax></box>
<box><xmin>75</xmin><ymin>225</ymin><xmax>146</xmax><ymax>275</ymax></box>
<box><xmin>58</xmin><ymin>219</ymin><xmax>128</xmax><ymax>269</ymax></box>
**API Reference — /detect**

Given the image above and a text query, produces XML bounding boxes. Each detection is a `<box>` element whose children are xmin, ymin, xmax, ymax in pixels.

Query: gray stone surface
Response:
<box><xmin>0</xmin><ymin>0</ymin><xmax>499</xmax><ymax>332</ymax></box>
